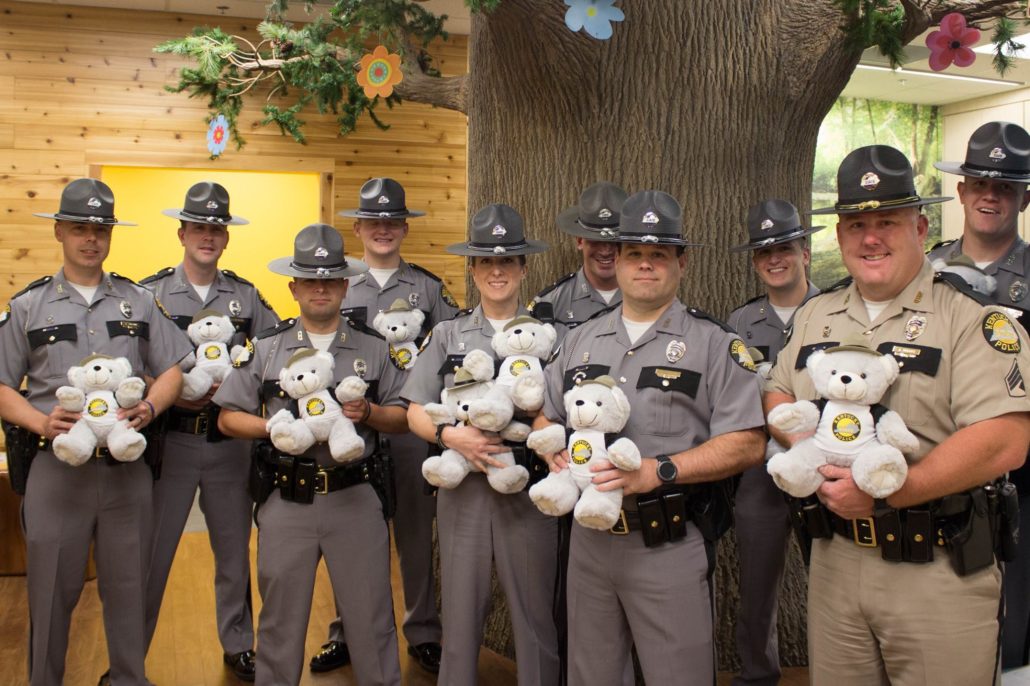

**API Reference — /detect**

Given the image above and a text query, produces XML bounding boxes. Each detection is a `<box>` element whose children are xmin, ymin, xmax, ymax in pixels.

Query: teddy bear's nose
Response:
<box><xmin>460</xmin><ymin>404</ymin><xmax>469</xmax><ymax>412</ymax></box>
<box><xmin>839</xmin><ymin>375</ymin><xmax>852</xmax><ymax>384</ymax></box>
<box><xmin>390</xmin><ymin>326</ymin><xmax>398</xmax><ymax>331</ymax></box>
<box><xmin>575</xmin><ymin>399</ymin><xmax>584</xmax><ymax>406</ymax></box>
<box><xmin>513</xmin><ymin>328</ymin><xmax>522</xmax><ymax>335</ymax></box>
<box><xmin>296</xmin><ymin>374</ymin><xmax>304</xmax><ymax>381</ymax></box>
<box><xmin>93</xmin><ymin>365</ymin><xmax>102</xmax><ymax>372</ymax></box>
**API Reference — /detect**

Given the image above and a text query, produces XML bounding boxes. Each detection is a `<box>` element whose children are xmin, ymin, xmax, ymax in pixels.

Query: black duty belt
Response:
<box><xmin>167</xmin><ymin>408</ymin><xmax>212</xmax><ymax>435</ymax></box>
<box><xmin>830</xmin><ymin>509</ymin><xmax>944</xmax><ymax>563</ymax></box>
<box><xmin>275</xmin><ymin>456</ymin><xmax>374</xmax><ymax>501</ymax></box>
<box><xmin>609</xmin><ymin>509</ymin><xmax>643</xmax><ymax>534</ymax></box>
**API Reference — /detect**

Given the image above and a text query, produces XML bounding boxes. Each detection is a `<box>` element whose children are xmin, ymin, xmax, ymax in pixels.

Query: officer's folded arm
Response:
<box><xmin>0</xmin><ymin>383</ymin><xmax>73</xmax><ymax>439</ymax></box>
<box><xmin>407</xmin><ymin>402</ymin><xmax>509</xmax><ymax>471</ymax></box>
<box><xmin>340</xmin><ymin>398</ymin><xmax>408</xmax><ymax>434</ymax></box>
<box><xmin>217</xmin><ymin>408</ymin><xmax>272</xmax><ymax>440</ymax></box>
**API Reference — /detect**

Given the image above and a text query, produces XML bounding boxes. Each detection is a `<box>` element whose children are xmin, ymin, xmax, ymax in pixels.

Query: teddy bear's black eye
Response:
<box><xmin>860</xmin><ymin>373</ymin><xmax>866</xmax><ymax>379</ymax></box>
<box><xmin>831</xmin><ymin>370</ymin><xmax>837</xmax><ymax>375</ymax></box>
<box><xmin>596</xmin><ymin>401</ymin><xmax>602</xmax><ymax>407</ymax></box>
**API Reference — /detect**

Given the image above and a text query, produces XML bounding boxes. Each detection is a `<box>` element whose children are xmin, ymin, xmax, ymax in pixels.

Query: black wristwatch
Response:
<box><xmin>436</xmin><ymin>424</ymin><xmax>449</xmax><ymax>450</ymax></box>
<box><xmin>655</xmin><ymin>454</ymin><xmax>678</xmax><ymax>484</ymax></box>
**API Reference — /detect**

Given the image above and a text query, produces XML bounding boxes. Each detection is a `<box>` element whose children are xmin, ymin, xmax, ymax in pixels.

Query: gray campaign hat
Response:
<box><xmin>617</xmin><ymin>190</ymin><xmax>703</xmax><ymax>247</ymax></box>
<box><xmin>34</xmin><ymin>178</ymin><xmax>137</xmax><ymax>226</ymax></box>
<box><xmin>811</xmin><ymin>145</ymin><xmax>951</xmax><ymax>215</ymax></box>
<box><xmin>445</xmin><ymin>204</ymin><xmax>549</xmax><ymax>257</ymax></box>
<box><xmin>339</xmin><ymin>177</ymin><xmax>426</xmax><ymax>219</ymax></box>
<box><xmin>268</xmin><ymin>223</ymin><xmax>368</xmax><ymax>279</ymax></box>
<box><xmin>162</xmin><ymin>181</ymin><xmax>249</xmax><ymax>226</ymax></box>
<box><xmin>556</xmin><ymin>181</ymin><xmax>627</xmax><ymax>240</ymax></box>
<box><xmin>730</xmin><ymin>199</ymin><xmax>824</xmax><ymax>252</ymax></box>
<box><xmin>935</xmin><ymin>121</ymin><xmax>1030</xmax><ymax>183</ymax></box>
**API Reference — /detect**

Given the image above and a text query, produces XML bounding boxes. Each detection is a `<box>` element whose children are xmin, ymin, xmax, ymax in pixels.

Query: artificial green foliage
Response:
<box><xmin>990</xmin><ymin>16</ymin><xmax>1025</xmax><ymax>75</ymax></box>
<box><xmin>155</xmin><ymin>0</ymin><xmax>496</xmax><ymax>148</ymax></box>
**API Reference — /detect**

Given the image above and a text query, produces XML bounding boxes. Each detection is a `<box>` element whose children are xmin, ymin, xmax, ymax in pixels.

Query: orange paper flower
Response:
<box><xmin>357</xmin><ymin>45</ymin><xmax>403</xmax><ymax>99</ymax></box>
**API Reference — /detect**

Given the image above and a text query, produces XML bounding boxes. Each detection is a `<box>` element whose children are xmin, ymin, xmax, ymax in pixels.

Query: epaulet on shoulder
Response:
<box><xmin>139</xmin><ymin>267</ymin><xmax>175</xmax><ymax>285</ymax></box>
<box><xmin>927</xmin><ymin>238</ymin><xmax>957</xmax><ymax>254</ymax></box>
<box><xmin>451</xmin><ymin>307</ymin><xmax>474</xmax><ymax>320</ymax></box>
<box><xmin>584</xmin><ymin>302</ymin><xmax>618</xmax><ymax>324</ymax></box>
<box><xmin>934</xmin><ymin>270</ymin><xmax>994</xmax><ymax>306</ymax></box>
<box><xmin>221</xmin><ymin>269</ymin><xmax>254</xmax><ymax>287</ymax></box>
<box><xmin>535</xmin><ymin>272</ymin><xmax>576</xmax><ymax>299</ymax></box>
<box><xmin>12</xmin><ymin>275</ymin><xmax>52</xmax><ymax>300</ymax></box>
<box><xmin>823</xmin><ymin>276</ymin><xmax>853</xmax><ymax>293</ymax></box>
<box><xmin>109</xmin><ymin>272</ymin><xmax>139</xmax><ymax>285</ymax></box>
<box><xmin>347</xmin><ymin>318</ymin><xmax>385</xmax><ymax>340</ymax></box>
<box><xmin>736</xmin><ymin>293</ymin><xmax>765</xmax><ymax>310</ymax></box>
<box><xmin>685</xmin><ymin>306</ymin><xmax>735</xmax><ymax>334</ymax></box>
<box><xmin>408</xmin><ymin>263</ymin><xmax>443</xmax><ymax>282</ymax></box>
<box><xmin>255</xmin><ymin>318</ymin><xmax>295</xmax><ymax>340</ymax></box>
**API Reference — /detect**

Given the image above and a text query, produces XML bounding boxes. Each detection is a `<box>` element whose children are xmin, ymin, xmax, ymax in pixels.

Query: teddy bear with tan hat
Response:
<box><xmin>372</xmin><ymin>298</ymin><xmax>425</xmax><ymax>371</ymax></box>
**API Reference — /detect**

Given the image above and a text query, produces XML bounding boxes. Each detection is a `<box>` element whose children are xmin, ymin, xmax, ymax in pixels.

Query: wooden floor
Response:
<box><xmin>0</xmin><ymin>528</ymin><xmax>809</xmax><ymax>685</ymax></box>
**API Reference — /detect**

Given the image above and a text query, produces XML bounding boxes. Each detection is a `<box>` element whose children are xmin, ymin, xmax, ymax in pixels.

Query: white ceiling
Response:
<box><xmin>13</xmin><ymin>0</ymin><xmax>1030</xmax><ymax>106</ymax></box>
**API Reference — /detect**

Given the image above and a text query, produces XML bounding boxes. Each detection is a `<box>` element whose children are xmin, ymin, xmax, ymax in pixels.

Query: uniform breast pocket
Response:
<box><xmin>29</xmin><ymin>324</ymin><xmax>80</xmax><ymax>380</ymax></box>
<box><xmin>877</xmin><ymin>342</ymin><xmax>942</xmax><ymax>428</ymax></box>
<box><xmin>636</xmin><ymin>366</ymin><xmax>702</xmax><ymax>437</ymax></box>
<box><xmin>104</xmin><ymin>320</ymin><xmax>149</xmax><ymax>375</ymax></box>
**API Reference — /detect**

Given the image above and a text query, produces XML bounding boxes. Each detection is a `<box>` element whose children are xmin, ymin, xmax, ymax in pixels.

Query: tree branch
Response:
<box><xmin>899</xmin><ymin>0</ymin><xmax>1025</xmax><ymax>42</ymax></box>
<box><xmin>395</xmin><ymin>72</ymin><xmax>469</xmax><ymax>113</ymax></box>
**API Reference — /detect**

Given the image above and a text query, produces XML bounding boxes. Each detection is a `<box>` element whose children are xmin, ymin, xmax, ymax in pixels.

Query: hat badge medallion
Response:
<box><xmin>598</xmin><ymin>208</ymin><xmax>612</xmax><ymax>219</ymax></box>
<box><xmin>990</xmin><ymin>147</ymin><xmax>1007</xmax><ymax>161</ymax></box>
<box><xmin>492</xmin><ymin>225</ymin><xmax>507</xmax><ymax>237</ymax></box>
<box><xmin>642</xmin><ymin>211</ymin><xmax>660</xmax><ymax>224</ymax></box>
<box><xmin>860</xmin><ymin>172</ymin><xmax>880</xmax><ymax>191</ymax></box>
<box><xmin>760</xmin><ymin>218</ymin><xmax>774</xmax><ymax>231</ymax></box>
<box><xmin>314</xmin><ymin>247</ymin><xmax>329</xmax><ymax>259</ymax></box>
<box><xmin>377</xmin><ymin>195</ymin><xmax>390</xmax><ymax>204</ymax></box>
<box><xmin>87</xmin><ymin>197</ymin><xmax>102</xmax><ymax>208</ymax></box>
<box><xmin>206</xmin><ymin>200</ymin><xmax>219</xmax><ymax>210</ymax></box>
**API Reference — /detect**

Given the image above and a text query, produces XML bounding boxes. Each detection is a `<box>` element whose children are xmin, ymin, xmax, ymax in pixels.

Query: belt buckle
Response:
<box><xmin>609</xmin><ymin>509</ymin><xmax>630</xmax><ymax>535</ymax></box>
<box><xmin>314</xmin><ymin>469</ymin><xmax>328</xmax><ymax>495</ymax></box>
<box><xmin>194</xmin><ymin>413</ymin><xmax>209</xmax><ymax>435</ymax></box>
<box><xmin>852</xmin><ymin>517</ymin><xmax>877</xmax><ymax>547</ymax></box>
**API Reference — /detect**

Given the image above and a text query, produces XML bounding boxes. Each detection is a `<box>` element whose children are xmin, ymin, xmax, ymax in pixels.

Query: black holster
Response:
<box><xmin>141</xmin><ymin>413</ymin><xmax>167</xmax><ymax>480</ymax></box>
<box><xmin>786</xmin><ymin>494</ymin><xmax>833</xmax><ymax>565</ymax></box>
<box><xmin>2</xmin><ymin>420</ymin><xmax>38</xmax><ymax>495</ymax></box>
<box><xmin>248</xmin><ymin>440</ymin><xmax>278</xmax><ymax>505</ymax></box>
<box><xmin>688</xmin><ymin>478</ymin><xmax>738</xmax><ymax>543</ymax></box>
<box><xmin>991</xmin><ymin>480</ymin><xmax>1020</xmax><ymax>563</ymax></box>
<box><xmin>939</xmin><ymin>488</ymin><xmax>996</xmax><ymax>577</ymax></box>
<box><xmin>370</xmin><ymin>435</ymin><xmax>396</xmax><ymax>520</ymax></box>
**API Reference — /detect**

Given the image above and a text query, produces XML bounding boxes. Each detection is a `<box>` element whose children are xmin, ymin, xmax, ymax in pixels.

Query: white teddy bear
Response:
<box><xmin>372</xmin><ymin>298</ymin><xmax>425</xmax><ymax>371</ymax></box>
<box><xmin>463</xmin><ymin>315</ymin><xmax>557</xmax><ymax>412</ymax></box>
<box><xmin>265</xmin><ymin>349</ymin><xmax>368</xmax><ymax>463</ymax></box>
<box><xmin>181</xmin><ymin>309</ymin><xmax>248</xmax><ymax>401</ymax></box>
<box><xmin>422</xmin><ymin>367</ymin><xmax>533</xmax><ymax>494</ymax></box>
<box><xmin>52</xmin><ymin>354</ymin><xmax>148</xmax><ymax>466</ymax></box>
<box><xmin>766</xmin><ymin>341</ymin><xmax>920</xmax><ymax>499</ymax></box>
<box><xmin>526</xmin><ymin>375</ymin><xmax>641</xmax><ymax>530</ymax></box>
<box><xmin>932</xmin><ymin>255</ymin><xmax>997</xmax><ymax>296</ymax></box>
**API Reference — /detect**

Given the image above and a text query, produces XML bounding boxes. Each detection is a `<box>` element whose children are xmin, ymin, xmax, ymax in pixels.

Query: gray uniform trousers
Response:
<box><xmin>436</xmin><ymin>474</ymin><xmax>561</xmax><ymax>686</ymax></box>
<box><xmin>143</xmin><ymin>430</ymin><xmax>254</xmax><ymax>654</ymax></box>
<box><xmin>254</xmin><ymin>484</ymin><xmax>400</xmax><ymax>686</ymax></box>
<box><xmin>567</xmin><ymin>522</ymin><xmax>713</xmax><ymax>686</ymax></box>
<box><xmin>24</xmin><ymin>451</ymin><xmax>153</xmax><ymax>686</ymax></box>
<box><xmin>1003</xmin><ymin>494</ymin><xmax>1030</xmax><ymax>669</ymax></box>
<box><xmin>328</xmin><ymin>431</ymin><xmax>440</xmax><ymax>645</ymax></box>
<box><xmin>731</xmin><ymin>466</ymin><xmax>791</xmax><ymax>686</ymax></box>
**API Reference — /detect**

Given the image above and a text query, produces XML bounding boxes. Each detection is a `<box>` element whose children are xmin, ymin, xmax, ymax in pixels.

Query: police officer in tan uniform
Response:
<box><xmin>310</xmin><ymin>178</ymin><xmax>455</xmax><ymax>674</ymax></box>
<box><xmin>930</xmin><ymin>123</ymin><xmax>1030</xmax><ymax>669</ymax></box>
<box><xmin>0</xmin><ymin>178</ymin><xmax>189</xmax><ymax>686</ymax></box>
<box><xmin>213</xmin><ymin>223</ymin><xmax>407</xmax><ymax>686</ymax></box>
<box><xmin>767</xmin><ymin>145</ymin><xmax>1030</xmax><ymax>685</ymax></box>
<box><xmin>537</xmin><ymin>190</ymin><xmax>766</xmax><ymax>686</ymax></box>
<box><xmin>529</xmin><ymin>182</ymin><xmax>626</xmax><ymax>341</ymax></box>
<box><xmin>140</xmin><ymin>182</ymin><xmax>278</xmax><ymax>681</ymax></box>
<box><xmin>402</xmin><ymin>204</ymin><xmax>561</xmax><ymax>686</ymax></box>
<box><xmin>726</xmin><ymin>199</ymin><xmax>822</xmax><ymax>686</ymax></box>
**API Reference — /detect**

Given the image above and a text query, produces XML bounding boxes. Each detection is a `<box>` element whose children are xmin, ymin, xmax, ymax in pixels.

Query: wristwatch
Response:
<box><xmin>655</xmin><ymin>454</ymin><xmax>678</xmax><ymax>484</ymax></box>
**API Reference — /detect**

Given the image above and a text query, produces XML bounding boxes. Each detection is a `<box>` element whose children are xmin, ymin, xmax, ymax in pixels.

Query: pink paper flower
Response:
<box><xmin>926</xmin><ymin>13</ymin><xmax>980</xmax><ymax>71</ymax></box>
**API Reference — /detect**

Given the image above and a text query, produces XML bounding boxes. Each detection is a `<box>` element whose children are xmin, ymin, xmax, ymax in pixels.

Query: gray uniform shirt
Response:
<box><xmin>726</xmin><ymin>283</ymin><xmax>821</xmax><ymax>363</ymax></box>
<box><xmin>529</xmin><ymin>269</ymin><xmax>621</xmax><ymax>341</ymax></box>
<box><xmin>929</xmin><ymin>237</ymin><xmax>1030</xmax><ymax>321</ymax></box>
<box><xmin>542</xmin><ymin>300</ymin><xmax>766</xmax><ymax>507</ymax></box>
<box><xmin>0</xmin><ymin>269</ymin><xmax>191</xmax><ymax>413</ymax></box>
<box><xmin>402</xmin><ymin>304</ymin><xmax>529</xmax><ymax>405</ymax></box>
<box><xmin>212</xmin><ymin>317</ymin><xmax>406</xmax><ymax>465</ymax></box>
<box><xmin>342</xmin><ymin>260</ymin><xmax>460</xmax><ymax>342</ymax></box>
<box><xmin>140</xmin><ymin>264</ymin><xmax>279</xmax><ymax>344</ymax></box>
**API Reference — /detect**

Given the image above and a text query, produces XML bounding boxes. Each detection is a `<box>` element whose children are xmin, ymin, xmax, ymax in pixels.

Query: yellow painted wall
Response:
<box><xmin>103</xmin><ymin>166</ymin><xmax>321</xmax><ymax>318</ymax></box>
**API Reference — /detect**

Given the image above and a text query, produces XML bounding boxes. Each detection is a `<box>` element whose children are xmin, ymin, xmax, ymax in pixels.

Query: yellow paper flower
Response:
<box><xmin>357</xmin><ymin>45</ymin><xmax>403</xmax><ymax>99</ymax></box>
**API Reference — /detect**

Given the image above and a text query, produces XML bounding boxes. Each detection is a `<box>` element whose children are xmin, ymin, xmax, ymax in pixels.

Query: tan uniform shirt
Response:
<box><xmin>768</xmin><ymin>260</ymin><xmax>1030</xmax><ymax>458</ymax></box>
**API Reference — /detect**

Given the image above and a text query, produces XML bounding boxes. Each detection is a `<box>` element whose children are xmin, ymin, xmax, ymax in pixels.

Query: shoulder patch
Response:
<box><xmin>440</xmin><ymin>283</ymin><xmax>459</xmax><ymax>309</ymax></box>
<box><xmin>408</xmin><ymin>262</ymin><xmax>444</xmax><ymax>283</ymax></box>
<box><xmin>686</xmin><ymin>307</ymin><xmax>736</xmax><ymax>334</ymax></box>
<box><xmin>0</xmin><ymin>304</ymin><xmax>11</xmax><ymax>328</ymax></box>
<box><xmin>729</xmin><ymin>337</ymin><xmax>758</xmax><ymax>372</ymax></box>
<box><xmin>935</xmin><ymin>271</ymin><xmax>994</xmax><ymax>307</ymax></box>
<box><xmin>153</xmin><ymin>297</ymin><xmax>174</xmax><ymax>320</ymax></box>
<box><xmin>139</xmin><ymin>267</ymin><xmax>175</xmax><ymax>285</ymax></box>
<box><xmin>256</xmin><ymin>318</ymin><xmax>296</xmax><ymax>340</ymax></box>
<box><xmin>982</xmin><ymin>310</ymin><xmax>1022</xmax><ymax>354</ymax></box>
<box><xmin>417</xmin><ymin>328</ymin><xmax>433</xmax><ymax>353</ymax></box>
<box><xmin>220</xmin><ymin>269</ymin><xmax>255</xmax><ymax>287</ymax></box>
<box><xmin>233</xmin><ymin>338</ymin><xmax>255</xmax><ymax>368</ymax></box>
<box><xmin>348</xmin><ymin>318</ymin><xmax>386</xmax><ymax>341</ymax></box>
<box><xmin>12</xmin><ymin>275</ymin><xmax>53</xmax><ymax>300</ymax></box>
<box><xmin>534</xmin><ymin>272</ymin><xmax>576</xmax><ymax>301</ymax></box>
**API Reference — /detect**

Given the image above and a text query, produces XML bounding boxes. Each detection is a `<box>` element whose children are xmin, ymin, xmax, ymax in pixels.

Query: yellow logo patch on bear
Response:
<box><xmin>390</xmin><ymin>345</ymin><xmax>412</xmax><ymax>370</ymax></box>
<box><xmin>983</xmin><ymin>311</ymin><xmax>1021</xmax><ymax>354</ymax></box>
<box><xmin>509</xmin><ymin>358</ymin><xmax>532</xmax><ymax>376</ymax></box>
<box><xmin>729</xmin><ymin>339</ymin><xmax>757</xmax><ymax>371</ymax></box>
<box><xmin>831</xmin><ymin>413</ymin><xmax>861</xmax><ymax>442</ymax></box>
<box><xmin>204</xmin><ymin>344</ymin><xmax>221</xmax><ymax>360</ymax></box>
<box><xmin>87</xmin><ymin>397</ymin><xmax>109</xmax><ymax>418</ymax></box>
<box><xmin>570</xmin><ymin>439</ymin><xmax>592</xmax><ymax>465</ymax></box>
<box><xmin>306</xmin><ymin>398</ymin><xmax>326</xmax><ymax>416</ymax></box>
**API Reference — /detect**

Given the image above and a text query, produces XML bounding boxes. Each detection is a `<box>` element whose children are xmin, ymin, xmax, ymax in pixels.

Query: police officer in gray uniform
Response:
<box><xmin>530</xmin><ymin>182</ymin><xmax>626</xmax><ymax>341</ymax></box>
<box><xmin>403</xmin><ymin>204</ymin><xmax>561</xmax><ymax>686</ymax></box>
<box><xmin>214</xmin><ymin>223</ymin><xmax>407</xmax><ymax>686</ymax></box>
<box><xmin>930</xmin><ymin>122</ymin><xmax>1030</xmax><ymax>669</ymax></box>
<box><xmin>310</xmin><ymin>178</ymin><xmax>455</xmax><ymax>674</ymax></box>
<box><xmin>536</xmin><ymin>190</ymin><xmax>766</xmax><ymax>686</ymax></box>
<box><xmin>0</xmin><ymin>178</ymin><xmax>190</xmax><ymax>686</ymax></box>
<box><xmin>726</xmin><ymin>199</ymin><xmax>822</xmax><ymax>686</ymax></box>
<box><xmin>140</xmin><ymin>182</ymin><xmax>279</xmax><ymax>681</ymax></box>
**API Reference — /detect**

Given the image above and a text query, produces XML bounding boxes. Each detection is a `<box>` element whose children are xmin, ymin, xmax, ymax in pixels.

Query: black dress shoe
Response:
<box><xmin>407</xmin><ymin>642</ymin><xmax>442</xmax><ymax>674</ymax></box>
<box><xmin>223</xmin><ymin>650</ymin><xmax>256</xmax><ymax>682</ymax></box>
<box><xmin>309</xmin><ymin>641</ymin><xmax>351</xmax><ymax>673</ymax></box>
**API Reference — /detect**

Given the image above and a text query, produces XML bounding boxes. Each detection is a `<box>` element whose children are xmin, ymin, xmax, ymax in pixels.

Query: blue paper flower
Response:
<box><xmin>565</xmin><ymin>0</ymin><xmax>624</xmax><ymax>40</ymax></box>
<box><xmin>206</xmin><ymin>114</ymin><xmax>229</xmax><ymax>157</ymax></box>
